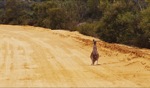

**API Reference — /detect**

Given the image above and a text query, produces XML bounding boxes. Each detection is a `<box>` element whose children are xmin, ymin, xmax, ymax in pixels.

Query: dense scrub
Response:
<box><xmin>0</xmin><ymin>0</ymin><xmax>150</xmax><ymax>48</ymax></box>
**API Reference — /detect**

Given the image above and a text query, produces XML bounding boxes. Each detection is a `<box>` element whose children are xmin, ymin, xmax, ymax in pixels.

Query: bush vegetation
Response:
<box><xmin>0</xmin><ymin>0</ymin><xmax>149</xmax><ymax>48</ymax></box>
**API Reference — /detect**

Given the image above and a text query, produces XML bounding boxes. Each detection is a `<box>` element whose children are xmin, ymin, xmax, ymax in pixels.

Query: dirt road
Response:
<box><xmin>0</xmin><ymin>25</ymin><xmax>150</xmax><ymax>87</ymax></box>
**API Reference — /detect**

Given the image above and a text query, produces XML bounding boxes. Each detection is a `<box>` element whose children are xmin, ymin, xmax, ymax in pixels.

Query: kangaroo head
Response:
<box><xmin>93</xmin><ymin>39</ymin><xmax>96</xmax><ymax>45</ymax></box>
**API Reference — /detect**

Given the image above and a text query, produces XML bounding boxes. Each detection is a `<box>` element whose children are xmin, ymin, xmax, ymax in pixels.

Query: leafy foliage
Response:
<box><xmin>76</xmin><ymin>22</ymin><xmax>97</xmax><ymax>37</ymax></box>
<box><xmin>0</xmin><ymin>0</ymin><xmax>149</xmax><ymax>48</ymax></box>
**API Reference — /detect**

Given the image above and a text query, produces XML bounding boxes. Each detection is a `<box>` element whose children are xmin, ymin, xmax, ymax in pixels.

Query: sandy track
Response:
<box><xmin>0</xmin><ymin>25</ymin><xmax>150</xmax><ymax>87</ymax></box>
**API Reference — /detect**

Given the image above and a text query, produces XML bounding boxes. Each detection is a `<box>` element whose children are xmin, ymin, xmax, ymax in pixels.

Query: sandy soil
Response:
<box><xmin>0</xmin><ymin>25</ymin><xmax>150</xmax><ymax>87</ymax></box>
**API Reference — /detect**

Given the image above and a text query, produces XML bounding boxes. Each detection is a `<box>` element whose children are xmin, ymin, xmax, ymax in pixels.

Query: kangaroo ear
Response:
<box><xmin>93</xmin><ymin>39</ymin><xmax>95</xmax><ymax>42</ymax></box>
<box><xmin>93</xmin><ymin>39</ymin><xmax>96</xmax><ymax>44</ymax></box>
<box><xmin>93</xmin><ymin>39</ymin><xmax>96</xmax><ymax>43</ymax></box>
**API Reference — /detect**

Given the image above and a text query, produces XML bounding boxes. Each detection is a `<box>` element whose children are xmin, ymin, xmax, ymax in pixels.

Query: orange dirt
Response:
<box><xmin>0</xmin><ymin>25</ymin><xmax>149</xmax><ymax>87</ymax></box>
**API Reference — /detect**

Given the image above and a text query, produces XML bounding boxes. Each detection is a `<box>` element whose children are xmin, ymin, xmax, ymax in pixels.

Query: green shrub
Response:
<box><xmin>76</xmin><ymin>23</ymin><xmax>97</xmax><ymax>37</ymax></box>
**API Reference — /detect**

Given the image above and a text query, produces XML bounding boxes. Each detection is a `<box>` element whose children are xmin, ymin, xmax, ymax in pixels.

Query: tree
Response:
<box><xmin>86</xmin><ymin>0</ymin><xmax>100</xmax><ymax>19</ymax></box>
<box><xmin>32</xmin><ymin>1</ymin><xmax>68</xmax><ymax>29</ymax></box>
<box><xmin>45</xmin><ymin>8</ymin><xmax>68</xmax><ymax>29</ymax></box>
<box><xmin>97</xmin><ymin>1</ymin><xmax>126</xmax><ymax>43</ymax></box>
<box><xmin>138</xmin><ymin>6</ymin><xmax>150</xmax><ymax>48</ymax></box>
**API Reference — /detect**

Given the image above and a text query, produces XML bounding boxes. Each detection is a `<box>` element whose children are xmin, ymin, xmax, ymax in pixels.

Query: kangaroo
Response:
<box><xmin>90</xmin><ymin>39</ymin><xmax>99</xmax><ymax>65</ymax></box>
